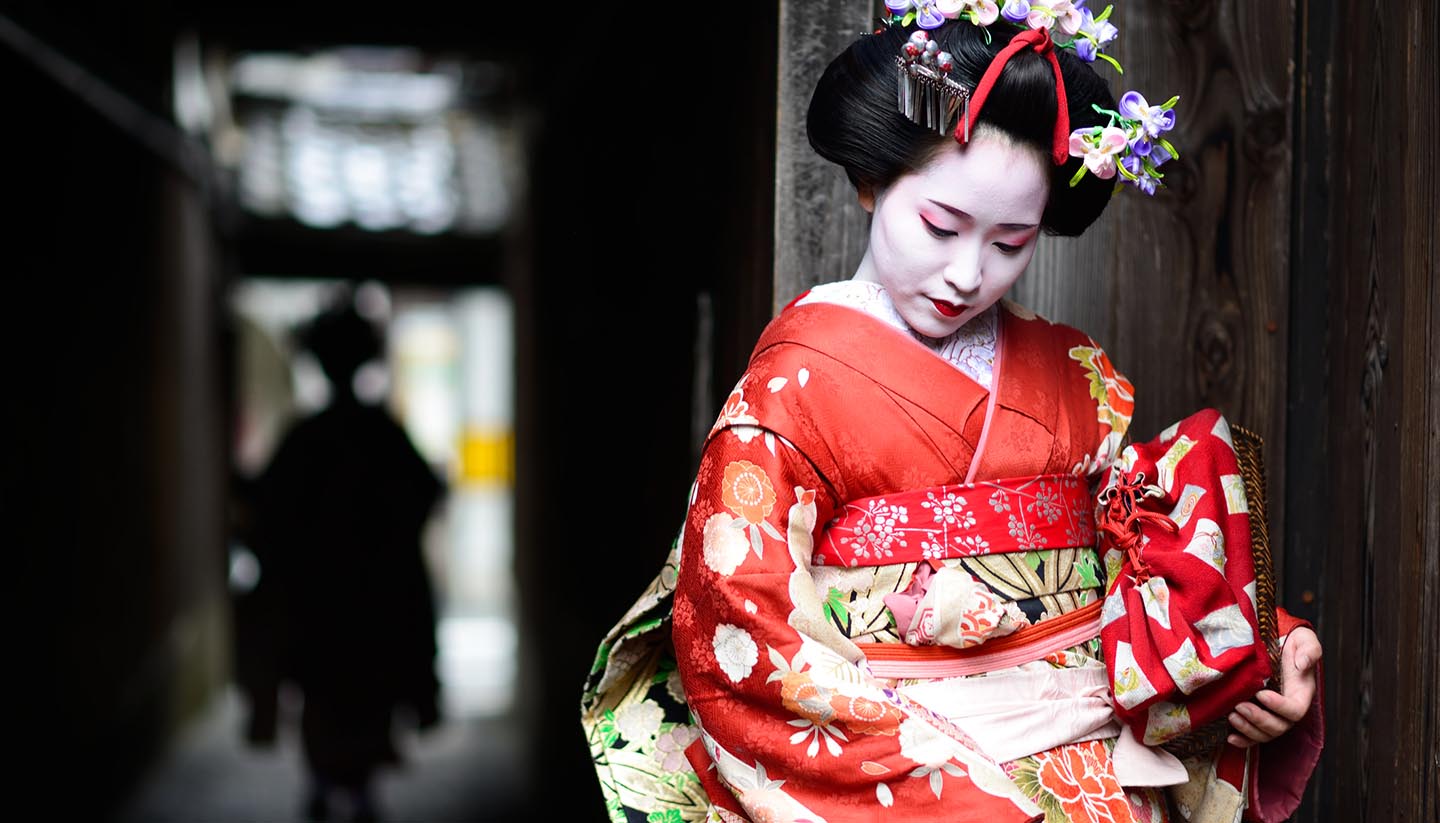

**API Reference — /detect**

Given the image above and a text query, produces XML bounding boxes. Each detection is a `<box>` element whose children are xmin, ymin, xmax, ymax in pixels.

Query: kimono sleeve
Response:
<box><xmin>1245</xmin><ymin>608</ymin><xmax>1325</xmax><ymax>823</ymax></box>
<box><xmin>1067</xmin><ymin>335</ymin><xmax>1136</xmax><ymax>478</ymax></box>
<box><xmin>670</xmin><ymin>425</ymin><xmax>1044</xmax><ymax>823</ymax></box>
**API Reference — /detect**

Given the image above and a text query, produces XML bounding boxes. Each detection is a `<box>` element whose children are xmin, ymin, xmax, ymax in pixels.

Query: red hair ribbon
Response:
<box><xmin>955</xmin><ymin>27</ymin><xmax>1071</xmax><ymax>165</ymax></box>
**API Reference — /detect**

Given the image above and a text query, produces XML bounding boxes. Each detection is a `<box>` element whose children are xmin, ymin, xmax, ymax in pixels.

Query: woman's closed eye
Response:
<box><xmin>921</xmin><ymin>216</ymin><xmax>957</xmax><ymax>238</ymax></box>
<box><xmin>993</xmin><ymin>241</ymin><xmax>1025</xmax><ymax>254</ymax></box>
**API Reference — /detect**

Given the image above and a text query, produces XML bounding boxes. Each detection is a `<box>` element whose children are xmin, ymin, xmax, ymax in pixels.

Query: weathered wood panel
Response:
<box><xmin>1020</xmin><ymin>0</ymin><xmax>1295</xmax><ymax>581</ymax></box>
<box><xmin>1318</xmin><ymin>0</ymin><xmax>1440</xmax><ymax>820</ymax></box>
<box><xmin>775</xmin><ymin>0</ymin><xmax>876</xmax><ymax>310</ymax></box>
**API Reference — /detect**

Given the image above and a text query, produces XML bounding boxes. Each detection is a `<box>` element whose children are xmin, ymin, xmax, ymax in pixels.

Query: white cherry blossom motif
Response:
<box><xmin>712</xmin><ymin>386</ymin><xmax>759</xmax><ymax>430</ymax></box>
<box><xmin>703</xmin><ymin>513</ymin><xmax>751</xmax><ymax>576</ymax></box>
<box><xmin>613</xmin><ymin>699</ymin><xmax>664</xmax><ymax>743</ymax></box>
<box><xmin>713</xmin><ymin>385</ymin><xmax>763</xmax><ymax>444</ymax></box>
<box><xmin>713</xmin><ymin>623</ymin><xmax>759</xmax><ymax>683</ymax></box>
<box><xmin>897</xmin><ymin>717</ymin><xmax>968</xmax><ymax>798</ymax></box>
<box><xmin>1006</xmin><ymin>514</ymin><xmax>1047</xmax><ymax>549</ymax></box>
<box><xmin>697</xmin><ymin>727</ymin><xmax>826</xmax><ymax>821</ymax></box>
<box><xmin>730</xmin><ymin>424</ymin><xmax>764</xmax><ymax>445</ymax></box>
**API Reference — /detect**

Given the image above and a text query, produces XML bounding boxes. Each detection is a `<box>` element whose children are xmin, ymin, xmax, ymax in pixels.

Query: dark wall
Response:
<box><xmin>1294</xmin><ymin>1</ymin><xmax>1440</xmax><ymax>821</ymax></box>
<box><xmin>5</xmin><ymin>4</ymin><xmax>230</xmax><ymax>818</ymax></box>
<box><xmin>515</xmin><ymin>9</ymin><xmax>777</xmax><ymax>819</ymax></box>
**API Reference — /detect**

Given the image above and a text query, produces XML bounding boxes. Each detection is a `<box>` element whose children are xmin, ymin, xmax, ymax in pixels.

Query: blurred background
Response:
<box><xmin>5</xmin><ymin>2</ymin><xmax>773</xmax><ymax>821</ymax></box>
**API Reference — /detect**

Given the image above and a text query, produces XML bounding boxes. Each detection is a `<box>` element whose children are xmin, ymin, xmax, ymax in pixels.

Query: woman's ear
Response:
<box><xmin>857</xmin><ymin>184</ymin><xmax>876</xmax><ymax>213</ymax></box>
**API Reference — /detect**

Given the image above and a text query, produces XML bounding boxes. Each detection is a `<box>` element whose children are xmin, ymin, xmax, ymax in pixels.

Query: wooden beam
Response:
<box><xmin>774</xmin><ymin>0</ymin><xmax>875</xmax><ymax>312</ymax></box>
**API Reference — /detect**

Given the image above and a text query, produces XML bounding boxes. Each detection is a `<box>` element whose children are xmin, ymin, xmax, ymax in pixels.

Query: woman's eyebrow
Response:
<box><xmin>927</xmin><ymin>199</ymin><xmax>1038</xmax><ymax>231</ymax></box>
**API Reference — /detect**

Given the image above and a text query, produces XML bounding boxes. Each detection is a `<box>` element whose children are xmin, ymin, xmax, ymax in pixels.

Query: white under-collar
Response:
<box><xmin>796</xmin><ymin>280</ymin><xmax>998</xmax><ymax>388</ymax></box>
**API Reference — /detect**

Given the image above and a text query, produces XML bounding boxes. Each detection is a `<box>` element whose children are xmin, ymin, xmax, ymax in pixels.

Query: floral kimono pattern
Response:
<box><xmin>582</xmin><ymin>294</ymin><xmax>1320</xmax><ymax>823</ymax></box>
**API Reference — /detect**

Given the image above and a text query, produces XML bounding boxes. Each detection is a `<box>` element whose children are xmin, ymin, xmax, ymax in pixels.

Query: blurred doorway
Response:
<box><xmin>228</xmin><ymin>278</ymin><xmax>519</xmax><ymax>722</ymax></box>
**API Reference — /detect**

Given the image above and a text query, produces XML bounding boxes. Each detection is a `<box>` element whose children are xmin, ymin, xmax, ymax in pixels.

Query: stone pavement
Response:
<box><xmin>112</xmin><ymin>685</ymin><xmax>530</xmax><ymax>823</ymax></box>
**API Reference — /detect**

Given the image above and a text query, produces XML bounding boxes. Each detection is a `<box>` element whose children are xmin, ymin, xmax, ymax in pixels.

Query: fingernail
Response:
<box><xmin>1298</xmin><ymin>654</ymin><xmax>1311</xmax><ymax>669</ymax></box>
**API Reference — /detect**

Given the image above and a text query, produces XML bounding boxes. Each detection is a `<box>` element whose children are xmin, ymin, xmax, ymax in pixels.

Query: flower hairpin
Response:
<box><xmin>882</xmin><ymin>0</ymin><xmax>1180</xmax><ymax>196</ymax></box>
<box><xmin>886</xmin><ymin>0</ymin><xmax>1119</xmax><ymax>69</ymax></box>
<box><xmin>1068</xmin><ymin>90</ymin><xmax>1179</xmax><ymax>194</ymax></box>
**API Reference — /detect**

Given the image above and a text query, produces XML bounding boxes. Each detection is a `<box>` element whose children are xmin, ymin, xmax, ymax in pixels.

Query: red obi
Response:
<box><xmin>814</xmin><ymin>472</ymin><xmax>1096</xmax><ymax>567</ymax></box>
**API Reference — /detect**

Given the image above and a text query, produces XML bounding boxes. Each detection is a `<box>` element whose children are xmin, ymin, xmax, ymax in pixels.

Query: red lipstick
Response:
<box><xmin>931</xmin><ymin>298</ymin><xmax>964</xmax><ymax>318</ymax></box>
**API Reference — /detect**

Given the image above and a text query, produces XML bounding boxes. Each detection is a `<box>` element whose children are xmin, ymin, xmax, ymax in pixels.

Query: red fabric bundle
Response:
<box><xmin>1097</xmin><ymin>407</ymin><xmax>1272</xmax><ymax>746</ymax></box>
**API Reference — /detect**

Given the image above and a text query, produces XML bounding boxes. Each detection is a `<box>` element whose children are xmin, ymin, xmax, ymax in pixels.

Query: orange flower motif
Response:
<box><xmin>831</xmin><ymin>694</ymin><xmax>902</xmax><ymax>737</ymax></box>
<box><xmin>777</xmin><ymin>670</ymin><xmax>835</xmax><ymax>722</ymax></box>
<box><xmin>779</xmin><ymin>671</ymin><xmax>834</xmax><ymax>726</ymax></box>
<box><xmin>722</xmin><ymin>460</ymin><xmax>778</xmax><ymax>525</ymax></box>
<box><xmin>1070</xmin><ymin>345</ymin><xmax>1136</xmax><ymax>436</ymax></box>
<box><xmin>1035</xmin><ymin>740</ymin><xmax>1134</xmax><ymax>823</ymax></box>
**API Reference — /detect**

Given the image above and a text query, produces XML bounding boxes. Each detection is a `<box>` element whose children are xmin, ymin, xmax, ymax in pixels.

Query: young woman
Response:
<box><xmin>583</xmin><ymin>11</ymin><xmax>1322</xmax><ymax>823</ymax></box>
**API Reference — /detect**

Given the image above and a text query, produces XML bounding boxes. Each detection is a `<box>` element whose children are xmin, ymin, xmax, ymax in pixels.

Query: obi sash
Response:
<box><xmin>814</xmin><ymin>472</ymin><xmax>1096</xmax><ymax>567</ymax></box>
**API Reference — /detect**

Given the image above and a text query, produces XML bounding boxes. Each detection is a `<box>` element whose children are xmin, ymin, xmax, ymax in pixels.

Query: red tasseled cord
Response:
<box><xmin>956</xmin><ymin>26</ymin><xmax>1071</xmax><ymax>165</ymax></box>
<box><xmin>1097</xmin><ymin>472</ymin><xmax>1178</xmax><ymax>585</ymax></box>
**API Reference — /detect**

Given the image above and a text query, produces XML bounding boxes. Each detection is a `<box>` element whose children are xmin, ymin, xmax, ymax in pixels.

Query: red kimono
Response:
<box><xmin>584</xmin><ymin>293</ymin><xmax>1321</xmax><ymax>823</ymax></box>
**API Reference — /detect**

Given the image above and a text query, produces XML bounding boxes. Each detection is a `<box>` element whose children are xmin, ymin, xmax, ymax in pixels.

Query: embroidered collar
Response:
<box><xmin>796</xmin><ymin>280</ymin><xmax>998</xmax><ymax>387</ymax></box>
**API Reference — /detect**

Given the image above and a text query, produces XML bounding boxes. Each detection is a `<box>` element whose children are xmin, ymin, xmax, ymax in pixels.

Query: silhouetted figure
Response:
<box><xmin>237</xmin><ymin>292</ymin><xmax>445</xmax><ymax>823</ymax></box>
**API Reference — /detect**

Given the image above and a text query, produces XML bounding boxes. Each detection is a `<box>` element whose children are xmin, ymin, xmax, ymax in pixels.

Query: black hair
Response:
<box><xmin>296</xmin><ymin>289</ymin><xmax>384</xmax><ymax>385</ymax></box>
<box><xmin>806</xmin><ymin>20</ymin><xmax>1118</xmax><ymax>236</ymax></box>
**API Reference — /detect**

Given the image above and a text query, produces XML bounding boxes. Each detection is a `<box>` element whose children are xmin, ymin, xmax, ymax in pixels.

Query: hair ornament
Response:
<box><xmin>896</xmin><ymin>31</ymin><xmax>972</xmax><ymax>138</ymax></box>
<box><xmin>882</xmin><ymin>0</ymin><xmax>1179</xmax><ymax>195</ymax></box>
<box><xmin>1068</xmin><ymin>90</ymin><xmax>1180</xmax><ymax>194</ymax></box>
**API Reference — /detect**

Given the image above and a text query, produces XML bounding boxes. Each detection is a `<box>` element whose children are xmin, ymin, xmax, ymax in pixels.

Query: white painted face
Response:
<box><xmin>852</xmin><ymin>130</ymin><xmax>1050</xmax><ymax>339</ymax></box>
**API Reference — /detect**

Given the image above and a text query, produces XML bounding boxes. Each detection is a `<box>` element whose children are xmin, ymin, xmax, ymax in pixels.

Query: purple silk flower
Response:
<box><xmin>1073</xmin><ymin>5</ymin><xmax>1118</xmax><ymax>62</ymax></box>
<box><xmin>1001</xmin><ymin>0</ymin><xmax>1031</xmax><ymax>23</ymax></box>
<box><xmin>888</xmin><ymin>0</ymin><xmax>949</xmax><ymax>29</ymax></box>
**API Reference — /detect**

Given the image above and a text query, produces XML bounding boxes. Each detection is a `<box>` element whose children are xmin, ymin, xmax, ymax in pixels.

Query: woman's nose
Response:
<box><xmin>942</xmin><ymin>245</ymin><xmax>982</xmax><ymax>294</ymax></box>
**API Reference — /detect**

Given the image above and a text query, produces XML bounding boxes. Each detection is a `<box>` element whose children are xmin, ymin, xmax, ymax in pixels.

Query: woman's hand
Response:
<box><xmin>1226</xmin><ymin>626</ymin><xmax>1322</xmax><ymax>748</ymax></box>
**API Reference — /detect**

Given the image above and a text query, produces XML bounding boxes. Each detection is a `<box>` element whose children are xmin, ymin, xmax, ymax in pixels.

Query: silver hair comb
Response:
<box><xmin>896</xmin><ymin>30</ymin><xmax>971</xmax><ymax>139</ymax></box>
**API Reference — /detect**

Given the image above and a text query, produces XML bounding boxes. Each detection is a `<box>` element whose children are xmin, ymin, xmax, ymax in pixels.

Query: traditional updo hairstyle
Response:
<box><xmin>807</xmin><ymin>19</ymin><xmax>1118</xmax><ymax>237</ymax></box>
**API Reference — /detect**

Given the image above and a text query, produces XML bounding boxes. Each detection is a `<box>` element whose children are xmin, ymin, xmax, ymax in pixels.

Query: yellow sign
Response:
<box><xmin>458</xmin><ymin>427</ymin><xmax>514</xmax><ymax>485</ymax></box>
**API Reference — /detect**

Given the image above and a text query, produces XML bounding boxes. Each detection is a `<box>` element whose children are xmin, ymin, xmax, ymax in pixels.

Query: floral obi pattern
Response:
<box><xmin>814</xmin><ymin>473</ymin><xmax>1095</xmax><ymax>567</ymax></box>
